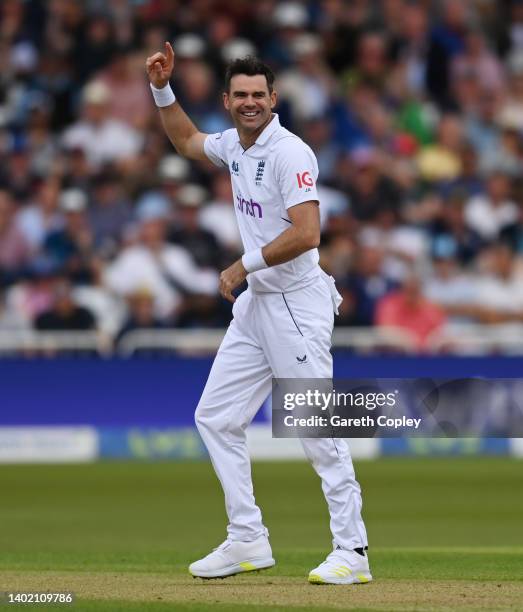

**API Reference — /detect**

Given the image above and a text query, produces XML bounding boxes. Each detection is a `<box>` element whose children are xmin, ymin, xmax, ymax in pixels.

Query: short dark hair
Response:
<box><xmin>224</xmin><ymin>56</ymin><xmax>275</xmax><ymax>94</ymax></box>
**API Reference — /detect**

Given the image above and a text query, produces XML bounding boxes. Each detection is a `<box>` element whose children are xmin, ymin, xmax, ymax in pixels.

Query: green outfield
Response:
<box><xmin>0</xmin><ymin>458</ymin><xmax>522</xmax><ymax>611</ymax></box>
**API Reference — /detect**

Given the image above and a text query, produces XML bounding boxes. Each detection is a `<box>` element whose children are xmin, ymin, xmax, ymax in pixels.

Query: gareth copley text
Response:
<box><xmin>283</xmin><ymin>414</ymin><xmax>422</xmax><ymax>430</ymax></box>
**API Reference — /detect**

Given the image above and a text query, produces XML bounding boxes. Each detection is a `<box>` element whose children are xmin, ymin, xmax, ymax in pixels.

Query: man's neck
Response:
<box><xmin>238</xmin><ymin>114</ymin><xmax>274</xmax><ymax>150</ymax></box>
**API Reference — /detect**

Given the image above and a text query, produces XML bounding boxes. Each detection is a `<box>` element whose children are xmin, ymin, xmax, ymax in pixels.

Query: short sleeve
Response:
<box><xmin>274</xmin><ymin>138</ymin><xmax>319</xmax><ymax>209</ymax></box>
<box><xmin>204</xmin><ymin>132</ymin><xmax>228</xmax><ymax>168</ymax></box>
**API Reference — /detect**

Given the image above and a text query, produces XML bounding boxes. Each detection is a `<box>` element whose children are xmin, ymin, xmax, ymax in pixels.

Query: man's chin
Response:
<box><xmin>237</xmin><ymin>116</ymin><xmax>267</xmax><ymax>132</ymax></box>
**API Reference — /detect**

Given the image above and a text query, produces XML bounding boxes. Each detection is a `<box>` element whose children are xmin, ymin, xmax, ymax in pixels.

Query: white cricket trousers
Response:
<box><xmin>195</xmin><ymin>274</ymin><xmax>368</xmax><ymax>550</ymax></box>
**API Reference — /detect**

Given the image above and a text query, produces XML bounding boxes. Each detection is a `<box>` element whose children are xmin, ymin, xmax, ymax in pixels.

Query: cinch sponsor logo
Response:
<box><xmin>236</xmin><ymin>194</ymin><xmax>263</xmax><ymax>218</ymax></box>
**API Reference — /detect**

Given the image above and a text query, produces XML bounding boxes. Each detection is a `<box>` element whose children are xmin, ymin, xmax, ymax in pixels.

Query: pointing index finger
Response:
<box><xmin>165</xmin><ymin>41</ymin><xmax>174</xmax><ymax>60</ymax></box>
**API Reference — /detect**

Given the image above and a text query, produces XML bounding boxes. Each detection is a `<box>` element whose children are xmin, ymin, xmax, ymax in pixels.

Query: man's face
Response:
<box><xmin>223</xmin><ymin>74</ymin><xmax>276</xmax><ymax>134</ymax></box>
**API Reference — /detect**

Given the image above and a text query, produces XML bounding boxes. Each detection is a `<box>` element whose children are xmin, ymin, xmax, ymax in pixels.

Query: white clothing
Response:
<box><xmin>104</xmin><ymin>244</ymin><xmax>218</xmax><ymax>319</ymax></box>
<box><xmin>195</xmin><ymin>275</ymin><xmax>367</xmax><ymax>550</ymax></box>
<box><xmin>317</xmin><ymin>184</ymin><xmax>349</xmax><ymax>229</ymax></box>
<box><xmin>464</xmin><ymin>196</ymin><xmax>519</xmax><ymax>241</ymax></box>
<box><xmin>276</xmin><ymin>70</ymin><xmax>331</xmax><ymax>121</ymax></box>
<box><xmin>72</xmin><ymin>285</ymin><xmax>126</xmax><ymax>336</ymax></box>
<box><xmin>62</xmin><ymin>118</ymin><xmax>143</xmax><ymax>168</ymax></box>
<box><xmin>197</xmin><ymin>113</ymin><xmax>368</xmax><ymax>552</ymax></box>
<box><xmin>16</xmin><ymin>205</ymin><xmax>63</xmax><ymax>250</ymax></box>
<box><xmin>204</xmin><ymin>114</ymin><xmax>321</xmax><ymax>293</ymax></box>
<box><xmin>199</xmin><ymin>200</ymin><xmax>242</xmax><ymax>250</ymax></box>
<box><xmin>474</xmin><ymin>275</ymin><xmax>523</xmax><ymax>314</ymax></box>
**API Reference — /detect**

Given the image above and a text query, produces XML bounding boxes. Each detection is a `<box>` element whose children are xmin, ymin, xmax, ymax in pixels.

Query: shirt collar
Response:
<box><xmin>255</xmin><ymin>113</ymin><xmax>280</xmax><ymax>146</ymax></box>
<box><xmin>236</xmin><ymin>113</ymin><xmax>280</xmax><ymax>149</ymax></box>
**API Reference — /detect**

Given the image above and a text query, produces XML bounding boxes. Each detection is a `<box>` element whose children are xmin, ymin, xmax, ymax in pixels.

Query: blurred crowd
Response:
<box><xmin>1</xmin><ymin>0</ymin><xmax>523</xmax><ymax>350</ymax></box>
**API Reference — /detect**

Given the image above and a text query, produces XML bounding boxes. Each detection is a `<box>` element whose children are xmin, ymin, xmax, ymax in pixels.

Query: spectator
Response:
<box><xmin>343</xmin><ymin>148</ymin><xmax>402</xmax><ymax>224</ymax></box>
<box><xmin>157</xmin><ymin>154</ymin><xmax>191</xmax><ymax>204</ymax></box>
<box><xmin>199</xmin><ymin>170</ymin><xmax>242</xmax><ymax>253</ymax></box>
<box><xmin>472</xmin><ymin>242</ymin><xmax>523</xmax><ymax>322</ymax></box>
<box><xmin>87</xmin><ymin>170</ymin><xmax>132</xmax><ymax>254</ymax></box>
<box><xmin>16</xmin><ymin>179</ymin><xmax>63</xmax><ymax>251</ymax></box>
<box><xmin>497</xmin><ymin>52</ymin><xmax>523</xmax><ymax>131</ymax></box>
<box><xmin>451</xmin><ymin>27</ymin><xmax>505</xmax><ymax>95</ymax></box>
<box><xmin>339</xmin><ymin>243</ymin><xmax>397</xmax><ymax>326</ymax></box>
<box><xmin>62</xmin><ymin>80</ymin><xmax>143</xmax><ymax>169</ymax></box>
<box><xmin>417</xmin><ymin>114</ymin><xmax>463</xmax><ymax>183</ymax></box>
<box><xmin>73</xmin><ymin>12</ymin><xmax>116</xmax><ymax>84</ymax></box>
<box><xmin>277</xmin><ymin>33</ymin><xmax>336</xmax><ymax>123</ymax></box>
<box><xmin>43</xmin><ymin>188</ymin><xmax>96</xmax><ymax>284</ymax></box>
<box><xmin>35</xmin><ymin>277</ymin><xmax>96</xmax><ymax>331</ymax></box>
<box><xmin>423</xmin><ymin>241</ymin><xmax>478</xmax><ymax>323</ymax></box>
<box><xmin>430</xmin><ymin>190</ymin><xmax>485</xmax><ymax>265</ymax></box>
<box><xmin>392</xmin><ymin>1</ymin><xmax>430</xmax><ymax>97</ymax></box>
<box><xmin>174</xmin><ymin>60</ymin><xmax>230</xmax><ymax>134</ymax></box>
<box><xmin>4</xmin><ymin>259</ymin><xmax>59</xmax><ymax>329</ymax></box>
<box><xmin>104</xmin><ymin>195</ymin><xmax>219</xmax><ymax>321</ymax></box>
<box><xmin>116</xmin><ymin>288</ymin><xmax>165</xmax><ymax>343</ymax></box>
<box><xmin>375</xmin><ymin>272</ymin><xmax>447</xmax><ymax>350</ymax></box>
<box><xmin>0</xmin><ymin>190</ymin><xmax>33</xmax><ymax>279</ymax></box>
<box><xmin>300</xmin><ymin>116</ymin><xmax>341</xmax><ymax>183</ymax></box>
<box><xmin>426</xmin><ymin>0</ymin><xmax>470</xmax><ymax>107</ymax></box>
<box><xmin>168</xmin><ymin>184</ymin><xmax>222</xmax><ymax>270</ymax></box>
<box><xmin>464</xmin><ymin>171</ymin><xmax>519</xmax><ymax>241</ymax></box>
<box><xmin>96</xmin><ymin>50</ymin><xmax>153</xmax><ymax>130</ymax></box>
<box><xmin>343</xmin><ymin>30</ymin><xmax>390</xmax><ymax>94</ymax></box>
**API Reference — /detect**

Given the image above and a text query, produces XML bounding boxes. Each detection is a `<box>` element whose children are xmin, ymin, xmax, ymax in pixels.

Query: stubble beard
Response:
<box><xmin>234</xmin><ymin>109</ymin><xmax>272</xmax><ymax>142</ymax></box>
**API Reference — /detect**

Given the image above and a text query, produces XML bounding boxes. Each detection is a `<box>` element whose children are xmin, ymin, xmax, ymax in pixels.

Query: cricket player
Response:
<box><xmin>146</xmin><ymin>42</ymin><xmax>371</xmax><ymax>585</ymax></box>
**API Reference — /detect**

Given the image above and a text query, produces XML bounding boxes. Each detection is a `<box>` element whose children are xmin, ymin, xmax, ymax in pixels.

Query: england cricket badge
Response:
<box><xmin>255</xmin><ymin>160</ymin><xmax>265</xmax><ymax>185</ymax></box>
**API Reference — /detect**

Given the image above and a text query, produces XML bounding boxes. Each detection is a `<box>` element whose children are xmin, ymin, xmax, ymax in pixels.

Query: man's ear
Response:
<box><xmin>270</xmin><ymin>90</ymin><xmax>277</xmax><ymax>109</ymax></box>
<box><xmin>223</xmin><ymin>92</ymin><xmax>230</xmax><ymax>110</ymax></box>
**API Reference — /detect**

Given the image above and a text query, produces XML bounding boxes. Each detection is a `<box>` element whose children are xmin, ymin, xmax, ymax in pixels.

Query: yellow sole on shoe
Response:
<box><xmin>308</xmin><ymin>574</ymin><xmax>326</xmax><ymax>584</ymax></box>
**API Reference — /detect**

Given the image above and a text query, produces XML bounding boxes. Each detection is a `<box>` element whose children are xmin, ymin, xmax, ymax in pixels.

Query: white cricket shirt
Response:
<box><xmin>204</xmin><ymin>113</ymin><xmax>321</xmax><ymax>292</ymax></box>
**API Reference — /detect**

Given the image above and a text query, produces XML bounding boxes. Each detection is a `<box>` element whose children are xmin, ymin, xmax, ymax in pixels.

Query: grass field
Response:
<box><xmin>0</xmin><ymin>458</ymin><xmax>522</xmax><ymax>611</ymax></box>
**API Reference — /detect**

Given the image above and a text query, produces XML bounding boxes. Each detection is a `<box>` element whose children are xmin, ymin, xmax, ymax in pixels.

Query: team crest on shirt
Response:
<box><xmin>231</xmin><ymin>160</ymin><xmax>240</xmax><ymax>176</ymax></box>
<box><xmin>255</xmin><ymin>160</ymin><xmax>265</xmax><ymax>185</ymax></box>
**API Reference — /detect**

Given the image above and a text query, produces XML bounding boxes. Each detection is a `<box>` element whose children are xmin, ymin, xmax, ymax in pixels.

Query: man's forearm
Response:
<box><xmin>147</xmin><ymin>43</ymin><xmax>205</xmax><ymax>160</ymax></box>
<box><xmin>158</xmin><ymin>102</ymin><xmax>199</xmax><ymax>158</ymax></box>
<box><xmin>261</xmin><ymin>224</ymin><xmax>319</xmax><ymax>267</ymax></box>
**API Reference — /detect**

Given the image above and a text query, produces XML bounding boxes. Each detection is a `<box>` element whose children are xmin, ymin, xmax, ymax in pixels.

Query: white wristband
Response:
<box><xmin>242</xmin><ymin>249</ymin><xmax>268</xmax><ymax>273</ymax></box>
<box><xmin>150</xmin><ymin>82</ymin><xmax>176</xmax><ymax>107</ymax></box>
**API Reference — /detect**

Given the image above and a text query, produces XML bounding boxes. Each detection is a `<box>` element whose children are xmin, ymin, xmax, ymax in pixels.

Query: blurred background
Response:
<box><xmin>0</xmin><ymin>0</ymin><xmax>523</xmax><ymax>462</ymax></box>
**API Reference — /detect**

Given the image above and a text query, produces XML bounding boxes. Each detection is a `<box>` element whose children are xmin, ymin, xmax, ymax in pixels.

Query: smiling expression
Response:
<box><xmin>223</xmin><ymin>74</ymin><xmax>277</xmax><ymax>144</ymax></box>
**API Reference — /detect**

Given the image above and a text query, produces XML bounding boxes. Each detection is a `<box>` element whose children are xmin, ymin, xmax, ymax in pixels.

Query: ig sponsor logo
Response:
<box><xmin>296</xmin><ymin>171</ymin><xmax>313</xmax><ymax>191</ymax></box>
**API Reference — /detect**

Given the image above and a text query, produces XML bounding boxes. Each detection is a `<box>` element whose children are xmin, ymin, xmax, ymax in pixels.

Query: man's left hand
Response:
<box><xmin>220</xmin><ymin>259</ymin><xmax>247</xmax><ymax>303</ymax></box>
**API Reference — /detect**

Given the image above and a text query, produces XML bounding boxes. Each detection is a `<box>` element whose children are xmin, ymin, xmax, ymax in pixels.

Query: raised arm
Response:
<box><xmin>146</xmin><ymin>42</ymin><xmax>208</xmax><ymax>161</ymax></box>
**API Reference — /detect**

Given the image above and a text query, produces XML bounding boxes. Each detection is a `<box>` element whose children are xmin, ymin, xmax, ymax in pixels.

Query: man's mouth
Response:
<box><xmin>240</xmin><ymin>111</ymin><xmax>259</xmax><ymax>117</ymax></box>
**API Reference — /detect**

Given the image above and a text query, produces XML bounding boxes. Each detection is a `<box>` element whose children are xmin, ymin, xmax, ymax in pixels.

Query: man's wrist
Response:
<box><xmin>150</xmin><ymin>82</ymin><xmax>176</xmax><ymax>107</ymax></box>
<box><xmin>242</xmin><ymin>248</ymin><xmax>268</xmax><ymax>273</ymax></box>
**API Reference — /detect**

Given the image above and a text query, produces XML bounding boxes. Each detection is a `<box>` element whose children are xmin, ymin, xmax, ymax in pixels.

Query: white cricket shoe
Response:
<box><xmin>308</xmin><ymin>549</ymin><xmax>372</xmax><ymax>585</ymax></box>
<box><xmin>189</xmin><ymin>536</ymin><xmax>275</xmax><ymax>578</ymax></box>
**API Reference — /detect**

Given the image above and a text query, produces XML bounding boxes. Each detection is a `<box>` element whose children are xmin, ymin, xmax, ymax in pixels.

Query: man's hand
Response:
<box><xmin>220</xmin><ymin>259</ymin><xmax>248</xmax><ymax>303</ymax></box>
<box><xmin>146</xmin><ymin>41</ymin><xmax>175</xmax><ymax>89</ymax></box>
